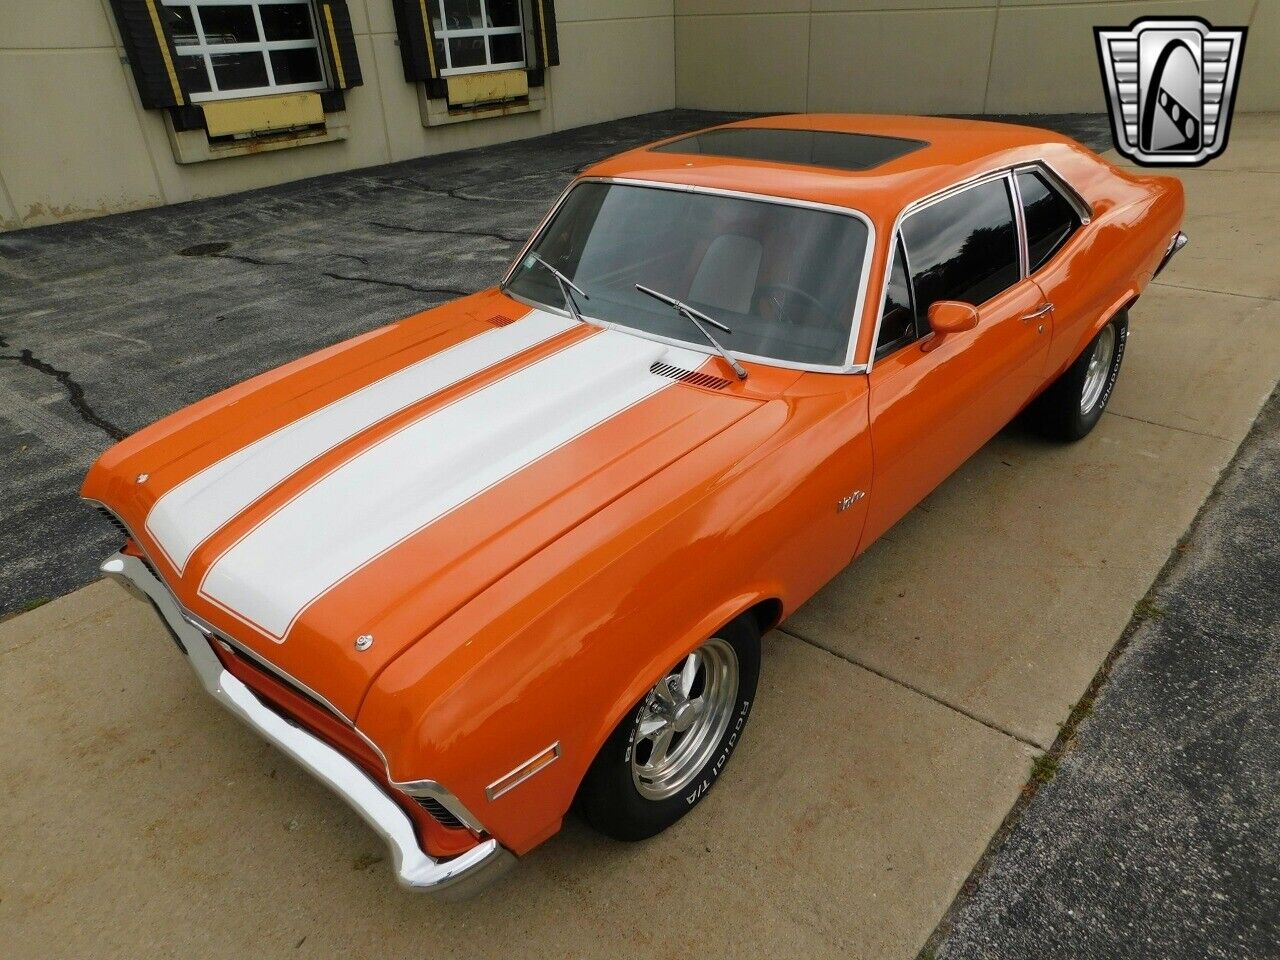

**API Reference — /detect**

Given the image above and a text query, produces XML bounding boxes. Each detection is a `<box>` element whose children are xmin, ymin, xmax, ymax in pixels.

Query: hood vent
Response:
<box><xmin>650</xmin><ymin>361</ymin><xmax>731</xmax><ymax>391</ymax></box>
<box><xmin>487</xmin><ymin>314</ymin><xmax>516</xmax><ymax>327</ymax></box>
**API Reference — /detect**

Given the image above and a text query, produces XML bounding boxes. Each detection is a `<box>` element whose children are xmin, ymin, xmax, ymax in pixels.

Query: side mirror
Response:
<box><xmin>928</xmin><ymin>300</ymin><xmax>980</xmax><ymax>334</ymax></box>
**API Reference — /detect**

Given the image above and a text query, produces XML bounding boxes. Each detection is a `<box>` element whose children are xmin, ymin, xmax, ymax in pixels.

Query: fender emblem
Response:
<box><xmin>837</xmin><ymin>491</ymin><xmax>866</xmax><ymax>512</ymax></box>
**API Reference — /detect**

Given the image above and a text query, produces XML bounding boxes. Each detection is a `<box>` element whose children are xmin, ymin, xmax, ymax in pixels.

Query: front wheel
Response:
<box><xmin>577</xmin><ymin>615</ymin><xmax>761</xmax><ymax>841</ymax></box>
<box><xmin>1027</xmin><ymin>311</ymin><xmax>1128</xmax><ymax>441</ymax></box>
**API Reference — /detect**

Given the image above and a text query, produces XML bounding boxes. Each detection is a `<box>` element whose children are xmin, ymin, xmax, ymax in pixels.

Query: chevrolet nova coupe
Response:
<box><xmin>84</xmin><ymin>115</ymin><xmax>1186</xmax><ymax>895</ymax></box>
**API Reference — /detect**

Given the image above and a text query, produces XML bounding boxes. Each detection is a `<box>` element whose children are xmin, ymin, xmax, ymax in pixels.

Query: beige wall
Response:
<box><xmin>3</xmin><ymin>0</ymin><xmax>1276</xmax><ymax>231</ymax></box>
<box><xmin>675</xmin><ymin>0</ymin><xmax>1279</xmax><ymax>116</ymax></box>
<box><xmin>0</xmin><ymin>0</ymin><xmax>675</xmax><ymax>230</ymax></box>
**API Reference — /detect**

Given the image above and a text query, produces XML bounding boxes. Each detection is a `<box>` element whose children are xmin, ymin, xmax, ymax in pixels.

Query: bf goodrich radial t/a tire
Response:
<box><xmin>1028</xmin><ymin>311</ymin><xmax>1128</xmax><ymax>441</ymax></box>
<box><xmin>578</xmin><ymin>615</ymin><xmax>761</xmax><ymax>841</ymax></box>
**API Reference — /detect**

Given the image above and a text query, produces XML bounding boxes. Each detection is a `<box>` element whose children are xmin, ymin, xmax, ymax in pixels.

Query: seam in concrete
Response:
<box><xmin>1151</xmin><ymin>279</ymin><xmax>1278</xmax><ymax>303</ymax></box>
<box><xmin>915</xmin><ymin>380</ymin><xmax>1280</xmax><ymax>960</ymax></box>
<box><xmin>0</xmin><ymin>334</ymin><xmax>127</xmax><ymax>441</ymax></box>
<box><xmin>776</xmin><ymin>625</ymin><xmax>1044</xmax><ymax>749</ymax></box>
<box><xmin>1103</xmin><ymin>409</ymin><xmax>1230</xmax><ymax>442</ymax></box>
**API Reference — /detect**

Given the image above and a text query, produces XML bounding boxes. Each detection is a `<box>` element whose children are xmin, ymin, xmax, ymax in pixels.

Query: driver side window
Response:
<box><xmin>876</xmin><ymin>238</ymin><xmax>918</xmax><ymax>360</ymax></box>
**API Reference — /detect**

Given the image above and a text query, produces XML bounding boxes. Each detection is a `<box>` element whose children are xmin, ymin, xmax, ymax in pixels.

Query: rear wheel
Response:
<box><xmin>578</xmin><ymin>615</ymin><xmax>760</xmax><ymax>841</ymax></box>
<box><xmin>1027</xmin><ymin>312</ymin><xmax>1128</xmax><ymax>441</ymax></box>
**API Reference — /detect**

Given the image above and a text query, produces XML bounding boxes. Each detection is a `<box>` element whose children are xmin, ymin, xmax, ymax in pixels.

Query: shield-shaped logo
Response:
<box><xmin>1095</xmin><ymin>17</ymin><xmax>1247</xmax><ymax>166</ymax></box>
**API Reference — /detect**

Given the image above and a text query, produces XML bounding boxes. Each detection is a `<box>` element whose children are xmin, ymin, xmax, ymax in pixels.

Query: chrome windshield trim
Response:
<box><xmin>99</xmin><ymin>550</ymin><xmax>512</xmax><ymax>896</ymax></box>
<box><xmin>501</xmin><ymin>175</ymin><xmax>877</xmax><ymax>375</ymax></box>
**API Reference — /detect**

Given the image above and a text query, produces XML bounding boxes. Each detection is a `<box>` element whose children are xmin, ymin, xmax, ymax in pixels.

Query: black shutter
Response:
<box><xmin>110</xmin><ymin>0</ymin><xmax>186</xmax><ymax>108</ymax></box>
<box><xmin>317</xmin><ymin>1</ymin><xmax>363</xmax><ymax>89</ymax></box>
<box><xmin>529</xmin><ymin>0</ymin><xmax>559</xmax><ymax>69</ymax></box>
<box><xmin>391</xmin><ymin>0</ymin><xmax>442</xmax><ymax>83</ymax></box>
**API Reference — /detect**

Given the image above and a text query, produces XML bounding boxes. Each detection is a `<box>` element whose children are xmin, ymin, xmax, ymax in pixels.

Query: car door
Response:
<box><xmin>861</xmin><ymin>173</ymin><xmax>1052</xmax><ymax>547</ymax></box>
<box><xmin>1011</xmin><ymin>165</ymin><xmax>1091</xmax><ymax>377</ymax></box>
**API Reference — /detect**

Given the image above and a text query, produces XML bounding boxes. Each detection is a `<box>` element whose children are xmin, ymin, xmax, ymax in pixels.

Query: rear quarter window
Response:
<box><xmin>1017</xmin><ymin>170</ymin><xmax>1081</xmax><ymax>272</ymax></box>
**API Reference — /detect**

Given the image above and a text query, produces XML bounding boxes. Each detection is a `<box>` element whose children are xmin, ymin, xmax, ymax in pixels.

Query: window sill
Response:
<box><xmin>164</xmin><ymin>110</ymin><xmax>349</xmax><ymax>164</ymax></box>
<box><xmin>419</xmin><ymin>83</ymin><xmax>545</xmax><ymax>129</ymax></box>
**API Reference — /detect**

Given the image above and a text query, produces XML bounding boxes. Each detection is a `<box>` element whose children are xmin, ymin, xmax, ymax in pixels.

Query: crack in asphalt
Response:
<box><xmin>207</xmin><ymin>251</ymin><xmax>465</xmax><ymax>297</ymax></box>
<box><xmin>0</xmin><ymin>335</ymin><xmax>127</xmax><ymax>441</ymax></box>
<box><xmin>320</xmin><ymin>272</ymin><xmax>469</xmax><ymax>298</ymax></box>
<box><xmin>369</xmin><ymin>220</ymin><xmax>524</xmax><ymax>244</ymax></box>
<box><xmin>210</xmin><ymin>251</ymin><xmax>287</xmax><ymax>268</ymax></box>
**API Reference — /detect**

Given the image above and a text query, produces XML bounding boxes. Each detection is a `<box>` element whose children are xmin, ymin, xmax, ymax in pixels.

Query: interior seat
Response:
<box><xmin>686</xmin><ymin>234</ymin><xmax>763</xmax><ymax>314</ymax></box>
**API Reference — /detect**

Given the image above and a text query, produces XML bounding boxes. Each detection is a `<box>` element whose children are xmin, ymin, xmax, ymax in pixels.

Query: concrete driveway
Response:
<box><xmin>3</xmin><ymin>112</ymin><xmax>1278</xmax><ymax>959</ymax></box>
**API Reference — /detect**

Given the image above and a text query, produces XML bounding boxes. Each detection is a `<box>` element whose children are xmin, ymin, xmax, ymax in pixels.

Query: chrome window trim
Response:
<box><xmin>86</xmin><ymin>499</ymin><xmax>486</xmax><ymax>836</ymax></box>
<box><xmin>1020</xmin><ymin>159</ymin><xmax>1093</xmax><ymax>226</ymax></box>
<box><xmin>500</xmin><ymin>175</ymin><xmax>877</xmax><ymax>375</ymax></box>
<box><xmin>1011</xmin><ymin>163</ymin><xmax>1088</xmax><ymax>275</ymax></box>
<box><xmin>866</xmin><ymin>159</ymin><xmax>1090</xmax><ymax>373</ymax></box>
<box><xmin>1010</xmin><ymin>171</ymin><xmax>1031</xmax><ymax>280</ymax></box>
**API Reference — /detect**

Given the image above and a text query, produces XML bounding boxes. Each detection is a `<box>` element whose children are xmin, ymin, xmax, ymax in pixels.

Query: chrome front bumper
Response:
<box><xmin>1154</xmin><ymin>230</ymin><xmax>1189</xmax><ymax>278</ymax></box>
<box><xmin>100</xmin><ymin>552</ymin><xmax>515</xmax><ymax>897</ymax></box>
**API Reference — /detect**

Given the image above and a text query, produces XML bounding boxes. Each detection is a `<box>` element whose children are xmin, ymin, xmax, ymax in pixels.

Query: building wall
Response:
<box><xmin>674</xmin><ymin>0</ymin><xmax>1279</xmax><ymax>116</ymax></box>
<box><xmin>2</xmin><ymin>0</ymin><xmax>1275</xmax><ymax>232</ymax></box>
<box><xmin>0</xmin><ymin>0</ymin><xmax>675</xmax><ymax>230</ymax></box>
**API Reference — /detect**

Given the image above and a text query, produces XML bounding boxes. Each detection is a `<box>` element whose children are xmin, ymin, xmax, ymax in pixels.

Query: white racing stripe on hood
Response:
<box><xmin>200</xmin><ymin>331</ymin><xmax>706</xmax><ymax>640</ymax></box>
<box><xmin>146</xmin><ymin>309</ymin><xmax>575</xmax><ymax>573</ymax></box>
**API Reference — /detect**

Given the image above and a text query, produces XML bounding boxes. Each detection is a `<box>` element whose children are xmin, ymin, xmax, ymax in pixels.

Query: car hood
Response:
<box><xmin>84</xmin><ymin>292</ymin><xmax>786</xmax><ymax>718</ymax></box>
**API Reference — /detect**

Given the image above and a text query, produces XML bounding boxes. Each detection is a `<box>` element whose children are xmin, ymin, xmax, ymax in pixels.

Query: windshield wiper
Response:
<box><xmin>634</xmin><ymin>283</ymin><xmax>747</xmax><ymax>380</ymax></box>
<box><xmin>527</xmin><ymin>253</ymin><xmax>589</xmax><ymax>324</ymax></box>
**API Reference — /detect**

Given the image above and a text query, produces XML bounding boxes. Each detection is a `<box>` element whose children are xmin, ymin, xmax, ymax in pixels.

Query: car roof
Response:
<box><xmin>582</xmin><ymin>114</ymin><xmax>1094</xmax><ymax>225</ymax></box>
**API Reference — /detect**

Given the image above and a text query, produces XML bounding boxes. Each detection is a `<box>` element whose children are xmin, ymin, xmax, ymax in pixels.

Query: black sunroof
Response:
<box><xmin>651</xmin><ymin>127</ymin><xmax>928</xmax><ymax>172</ymax></box>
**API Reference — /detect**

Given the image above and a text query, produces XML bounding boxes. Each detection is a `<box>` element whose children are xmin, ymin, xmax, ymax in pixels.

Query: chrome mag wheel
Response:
<box><xmin>1081</xmin><ymin>324</ymin><xmax>1117</xmax><ymax>414</ymax></box>
<box><xmin>631</xmin><ymin>638</ymin><xmax>740</xmax><ymax>801</ymax></box>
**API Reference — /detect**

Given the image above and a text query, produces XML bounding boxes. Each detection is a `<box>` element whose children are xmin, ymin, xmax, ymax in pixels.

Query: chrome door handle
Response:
<box><xmin>1022</xmin><ymin>303</ymin><xmax>1054</xmax><ymax>322</ymax></box>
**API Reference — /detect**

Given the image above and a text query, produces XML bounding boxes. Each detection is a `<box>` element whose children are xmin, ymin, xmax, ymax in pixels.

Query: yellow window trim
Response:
<box><xmin>418</xmin><ymin>0</ymin><xmax>438</xmax><ymax>77</ymax></box>
<box><xmin>445</xmin><ymin>69</ymin><xmax>529</xmax><ymax>107</ymax></box>
<box><xmin>144</xmin><ymin>0</ymin><xmax>184</xmax><ymax>105</ymax></box>
<box><xmin>322</xmin><ymin>3</ymin><xmax>345</xmax><ymax>88</ymax></box>
<box><xmin>203</xmin><ymin>93</ymin><xmax>325</xmax><ymax>138</ymax></box>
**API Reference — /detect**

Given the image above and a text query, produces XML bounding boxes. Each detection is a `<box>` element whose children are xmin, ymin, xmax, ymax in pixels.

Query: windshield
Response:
<box><xmin>504</xmin><ymin>182</ymin><xmax>871</xmax><ymax>368</ymax></box>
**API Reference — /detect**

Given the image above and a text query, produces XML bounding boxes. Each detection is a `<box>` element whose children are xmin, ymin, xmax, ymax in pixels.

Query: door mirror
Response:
<box><xmin>928</xmin><ymin>300</ymin><xmax>980</xmax><ymax>334</ymax></box>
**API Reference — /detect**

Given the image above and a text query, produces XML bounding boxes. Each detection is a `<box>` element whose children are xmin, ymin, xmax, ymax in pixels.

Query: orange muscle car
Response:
<box><xmin>83</xmin><ymin>115</ymin><xmax>1186</xmax><ymax>895</ymax></box>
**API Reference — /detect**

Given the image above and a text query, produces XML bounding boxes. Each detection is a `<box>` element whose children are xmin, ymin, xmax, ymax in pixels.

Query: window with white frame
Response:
<box><xmin>429</xmin><ymin>0</ymin><xmax>526</xmax><ymax>76</ymax></box>
<box><xmin>162</xmin><ymin>0</ymin><xmax>330</xmax><ymax>102</ymax></box>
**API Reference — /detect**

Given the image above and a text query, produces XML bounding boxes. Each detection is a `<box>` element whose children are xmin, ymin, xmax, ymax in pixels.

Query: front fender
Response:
<box><xmin>358</xmin><ymin>382</ymin><xmax>871</xmax><ymax>854</ymax></box>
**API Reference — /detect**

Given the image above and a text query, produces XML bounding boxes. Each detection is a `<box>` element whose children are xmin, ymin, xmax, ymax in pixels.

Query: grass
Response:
<box><xmin>1133</xmin><ymin>596</ymin><xmax>1167</xmax><ymax>623</ymax></box>
<box><xmin>1029</xmin><ymin>752</ymin><xmax>1060</xmax><ymax>787</ymax></box>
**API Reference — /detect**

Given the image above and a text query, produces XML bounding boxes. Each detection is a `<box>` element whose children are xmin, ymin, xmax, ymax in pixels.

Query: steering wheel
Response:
<box><xmin>756</xmin><ymin>283</ymin><xmax>835</xmax><ymax>326</ymax></box>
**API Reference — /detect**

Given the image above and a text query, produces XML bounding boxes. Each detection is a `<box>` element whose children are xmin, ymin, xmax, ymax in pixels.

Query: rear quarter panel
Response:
<box><xmin>1039</xmin><ymin>151</ymin><xmax>1185</xmax><ymax>379</ymax></box>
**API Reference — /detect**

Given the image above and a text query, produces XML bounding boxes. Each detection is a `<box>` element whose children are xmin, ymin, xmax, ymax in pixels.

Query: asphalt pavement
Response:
<box><xmin>934</xmin><ymin>385</ymin><xmax>1280</xmax><ymax>959</ymax></box>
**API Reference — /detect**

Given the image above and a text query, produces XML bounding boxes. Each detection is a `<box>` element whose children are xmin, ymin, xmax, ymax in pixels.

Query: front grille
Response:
<box><xmin>96</xmin><ymin>506</ymin><xmax>130</xmax><ymax>540</ymax></box>
<box><xmin>650</xmin><ymin>361</ymin><xmax>731</xmax><ymax>391</ymax></box>
<box><xmin>412</xmin><ymin>795</ymin><xmax>466</xmax><ymax>830</ymax></box>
